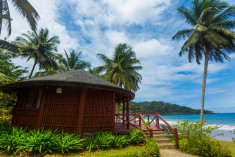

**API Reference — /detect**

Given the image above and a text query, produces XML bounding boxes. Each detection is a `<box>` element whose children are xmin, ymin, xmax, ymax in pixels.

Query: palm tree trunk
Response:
<box><xmin>29</xmin><ymin>58</ymin><xmax>37</xmax><ymax>79</ymax></box>
<box><xmin>200</xmin><ymin>48</ymin><xmax>209</xmax><ymax>123</ymax></box>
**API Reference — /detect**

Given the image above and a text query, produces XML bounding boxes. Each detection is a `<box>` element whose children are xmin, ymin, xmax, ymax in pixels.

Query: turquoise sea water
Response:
<box><xmin>157</xmin><ymin>113</ymin><xmax>235</xmax><ymax>141</ymax></box>
<box><xmin>161</xmin><ymin>113</ymin><xmax>235</xmax><ymax>126</ymax></box>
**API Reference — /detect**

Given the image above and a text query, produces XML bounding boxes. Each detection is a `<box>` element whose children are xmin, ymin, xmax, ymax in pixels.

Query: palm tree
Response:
<box><xmin>0</xmin><ymin>0</ymin><xmax>39</xmax><ymax>36</ymax></box>
<box><xmin>0</xmin><ymin>0</ymin><xmax>39</xmax><ymax>51</ymax></box>
<box><xmin>172</xmin><ymin>0</ymin><xmax>235</xmax><ymax>123</ymax></box>
<box><xmin>16</xmin><ymin>28</ymin><xmax>60</xmax><ymax>78</ymax></box>
<box><xmin>94</xmin><ymin>43</ymin><xmax>142</xmax><ymax>92</ymax></box>
<box><xmin>60</xmin><ymin>50</ymin><xmax>91</xmax><ymax>71</ymax></box>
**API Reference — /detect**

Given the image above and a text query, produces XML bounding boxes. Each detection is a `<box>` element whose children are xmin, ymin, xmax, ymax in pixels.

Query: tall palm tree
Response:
<box><xmin>0</xmin><ymin>0</ymin><xmax>39</xmax><ymax>36</ymax></box>
<box><xmin>61</xmin><ymin>50</ymin><xmax>91</xmax><ymax>71</ymax></box>
<box><xmin>94</xmin><ymin>43</ymin><xmax>142</xmax><ymax>92</ymax></box>
<box><xmin>172</xmin><ymin>0</ymin><xmax>235</xmax><ymax>123</ymax></box>
<box><xmin>0</xmin><ymin>0</ymin><xmax>39</xmax><ymax>51</ymax></box>
<box><xmin>16</xmin><ymin>28</ymin><xmax>60</xmax><ymax>78</ymax></box>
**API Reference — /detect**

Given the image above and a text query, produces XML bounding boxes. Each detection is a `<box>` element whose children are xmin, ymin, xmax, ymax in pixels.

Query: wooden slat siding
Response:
<box><xmin>12</xmin><ymin>89</ymin><xmax>24</xmax><ymax>126</ymax></box>
<box><xmin>12</xmin><ymin>88</ymin><xmax>39</xmax><ymax>129</ymax></box>
<box><xmin>36</xmin><ymin>87</ymin><xmax>48</xmax><ymax>129</ymax></box>
<box><xmin>83</xmin><ymin>88</ymin><xmax>114</xmax><ymax>132</ymax></box>
<box><xmin>42</xmin><ymin>87</ymin><xmax>80</xmax><ymax>132</ymax></box>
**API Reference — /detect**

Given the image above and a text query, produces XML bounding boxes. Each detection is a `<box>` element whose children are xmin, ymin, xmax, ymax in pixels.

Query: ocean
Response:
<box><xmin>159</xmin><ymin>113</ymin><xmax>235</xmax><ymax>141</ymax></box>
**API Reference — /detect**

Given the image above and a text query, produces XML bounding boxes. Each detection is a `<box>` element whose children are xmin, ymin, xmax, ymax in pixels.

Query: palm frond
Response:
<box><xmin>0</xmin><ymin>39</ymin><xmax>18</xmax><ymax>52</ymax></box>
<box><xmin>178</xmin><ymin>7</ymin><xmax>197</xmax><ymax>26</ymax></box>
<box><xmin>10</xmin><ymin>0</ymin><xmax>40</xmax><ymax>30</ymax></box>
<box><xmin>172</xmin><ymin>29</ymin><xmax>193</xmax><ymax>41</ymax></box>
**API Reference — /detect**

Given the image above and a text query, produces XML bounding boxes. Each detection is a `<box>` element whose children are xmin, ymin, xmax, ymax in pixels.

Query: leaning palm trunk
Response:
<box><xmin>29</xmin><ymin>58</ymin><xmax>38</xmax><ymax>79</ymax></box>
<box><xmin>200</xmin><ymin>49</ymin><xmax>209</xmax><ymax>123</ymax></box>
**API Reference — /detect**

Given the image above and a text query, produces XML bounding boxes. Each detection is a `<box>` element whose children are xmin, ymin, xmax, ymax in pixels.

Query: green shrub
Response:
<box><xmin>0</xmin><ymin>127</ymin><xmax>25</xmax><ymax>154</ymax></box>
<box><xmin>112</xmin><ymin>138</ymin><xmax>160</xmax><ymax>157</ymax></box>
<box><xmin>127</xmin><ymin>129</ymin><xmax>144</xmax><ymax>144</ymax></box>
<box><xmin>0</xmin><ymin>122</ymin><xmax>84</xmax><ymax>155</ymax></box>
<box><xmin>0</xmin><ymin>120</ymin><xmax>12</xmax><ymax>134</ymax></box>
<box><xmin>85</xmin><ymin>130</ymin><xmax>144</xmax><ymax>151</ymax></box>
<box><xmin>56</xmin><ymin>131</ymin><xmax>84</xmax><ymax>154</ymax></box>
<box><xmin>18</xmin><ymin>129</ymin><xmax>58</xmax><ymax>154</ymax></box>
<box><xmin>174</xmin><ymin>120</ymin><xmax>232</xmax><ymax>157</ymax></box>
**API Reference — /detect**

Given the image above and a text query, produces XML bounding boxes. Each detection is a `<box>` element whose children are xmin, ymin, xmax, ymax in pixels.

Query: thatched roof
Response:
<box><xmin>2</xmin><ymin>70</ymin><xmax>134</xmax><ymax>98</ymax></box>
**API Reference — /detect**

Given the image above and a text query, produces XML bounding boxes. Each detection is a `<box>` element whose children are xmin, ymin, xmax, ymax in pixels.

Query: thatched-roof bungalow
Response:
<box><xmin>3</xmin><ymin>70</ymin><xmax>134</xmax><ymax>135</ymax></box>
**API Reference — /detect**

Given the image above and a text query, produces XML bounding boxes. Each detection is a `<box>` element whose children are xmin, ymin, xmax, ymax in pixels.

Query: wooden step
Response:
<box><xmin>144</xmin><ymin>131</ymin><xmax>166</xmax><ymax>134</ymax></box>
<box><xmin>158</xmin><ymin>143</ymin><xmax>176</xmax><ymax>149</ymax></box>
<box><xmin>156</xmin><ymin>138</ymin><xmax>172</xmax><ymax>144</ymax></box>
<box><xmin>146</xmin><ymin>134</ymin><xmax>172</xmax><ymax>139</ymax></box>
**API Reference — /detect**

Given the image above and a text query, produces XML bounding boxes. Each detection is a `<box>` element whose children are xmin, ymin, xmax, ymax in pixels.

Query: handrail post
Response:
<box><xmin>156</xmin><ymin>114</ymin><xmax>159</xmax><ymax>128</ymax></box>
<box><xmin>174</xmin><ymin>128</ymin><xmax>179</xmax><ymax>149</ymax></box>
<box><xmin>147</xmin><ymin>113</ymin><xmax>149</xmax><ymax>122</ymax></box>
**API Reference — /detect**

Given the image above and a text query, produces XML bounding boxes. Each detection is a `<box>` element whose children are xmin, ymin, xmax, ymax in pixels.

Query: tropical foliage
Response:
<box><xmin>172</xmin><ymin>0</ymin><xmax>235</xmax><ymax>122</ymax></box>
<box><xmin>94</xmin><ymin>43</ymin><xmax>142</xmax><ymax>92</ymax></box>
<box><xmin>0</xmin><ymin>50</ymin><xmax>28</xmax><ymax>113</ymax></box>
<box><xmin>84</xmin><ymin>130</ymin><xmax>144</xmax><ymax>151</ymax></box>
<box><xmin>173</xmin><ymin>120</ymin><xmax>232</xmax><ymax>157</ymax></box>
<box><xmin>60</xmin><ymin>50</ymin><xmax>91</xmax><ymax>71</ymax></box>
<box><xmin>0</xmin><ymin>121</ymin><xmax>144</xmax><ymax>155</ymax></box>
<box><xmin>130</xmin><ymin>101</ymin><xmax>213</xmax><ymax>114</ymax></box>
<box><xmin>16</xmin><ymin>28</ymin><xmax>60</xmax><ymax>78</ymax></box>
<box><xmin>112</xmin><ymin>138</ymin><xmax>160</xmax><ymax>157</ymax></box>
<box><xmin>0</xmin><ymin>121</ymin><xmax>84</xmax><ymax>155</ymax></box>
<box><xmin>0</xmin><ymin>0</ymin><xmax>39</xmax><ymax>36</ymax></box>
<box><xmin>0</xmin><ymin>0</ymin><xmax>39</xmax><ymax>52</ymax></box>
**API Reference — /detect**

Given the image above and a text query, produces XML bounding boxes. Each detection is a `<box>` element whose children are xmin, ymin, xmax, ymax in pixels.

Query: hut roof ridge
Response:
<box><xmin>3</xmin><ymin>69</ymin><xmax>134</xmax><ymax>97</ymax></box>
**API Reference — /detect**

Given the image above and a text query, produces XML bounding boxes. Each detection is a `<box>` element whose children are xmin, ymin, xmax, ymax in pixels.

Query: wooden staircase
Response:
<box><xmin>143</xmin><ymin>130</ymin><xmax>176</xmax><ymax>149</ymax></box>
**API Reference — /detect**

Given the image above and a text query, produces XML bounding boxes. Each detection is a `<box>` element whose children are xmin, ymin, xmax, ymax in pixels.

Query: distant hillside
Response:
<box><xmin>130</xmin><ymin>101</ymin><xmax>213</xmax><ymax>114</ymax></box>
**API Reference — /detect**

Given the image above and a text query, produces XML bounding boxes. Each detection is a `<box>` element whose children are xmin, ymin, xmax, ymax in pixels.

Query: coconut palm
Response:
<box><xmin>0</xmin><ymin>0</ymin><xmax>39</xmax><ymax>51</ymax></box>
<box><xmin>0</xmin><ymin>0</ymin><xmax>39</xmax><ymax>36</ymax></box>
<box><xmin>94</xmin><ymin>43</ymin><xmax>142</xmax><ymax>92</ymax></box>
<box><xmin>60</xmin><ymin>50</ymin><xmax>91</xmax><ymax>71</ymax></box>
<box><xmin>16</xmin><ymin>28</ymin><xmax>60</xmax><ymax>78</ymax></box>
<box><xmin>172</xmin><ymin>0</ymin><xmax>235</xmax><ymax>122</ymax></box>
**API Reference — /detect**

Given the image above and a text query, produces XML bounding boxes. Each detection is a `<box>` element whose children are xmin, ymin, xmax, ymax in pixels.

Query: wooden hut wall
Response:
<box><xmin>12</xmin><ymin>88</ymin><xmax>39</xmax><ymax>130</ymax></box>
<box><xmin>83</xmin><ymin>88</ymin><xmax>115</xmax><ymax>132</ymax></box>
<box><xmin>41</xmin><ymin>87</ymin><xmax>81</xmax><ymax>132</ymax></box>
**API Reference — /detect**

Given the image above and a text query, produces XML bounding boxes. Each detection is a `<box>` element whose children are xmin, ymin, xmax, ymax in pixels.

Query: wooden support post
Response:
<box><xmin>122</xmin><ymin>100</ymin><xmax>125</xmax><ymax>125</ymax></box>
<box><xmin>36</xmin><ymin>87</ymin><xmax>48</xmax><ymax>130</ymax></box>
<box><xmin>174</xmin><ymin>128</ymin><xmax>179</xmax><ymax>149</ymax></box>
<box><xmin>112</xmin><ymin>92</ymin><xmax>115</xmax><ymax>132</ymax></box>
<box><xmin>156</xmin><ymin>114</ymin><xmax>159</xmax><ymax>128</ymax></box>
<box><xmin>76</xmin><ymin>87</ymin><xmax>87</xmax><ymax>136</ymax></box>
<box><xmin>127</xmin><ymin>98</ymin><xmax>130</xmax><ymax>129</ymax></box>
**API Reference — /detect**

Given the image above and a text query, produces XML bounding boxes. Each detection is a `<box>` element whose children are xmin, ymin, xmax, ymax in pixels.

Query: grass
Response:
<box><xmin>0</xmin><ymin>144</ymin><xmax>145</xmax><ymax>157</ymax></box>
<box><xmin>212</xmin><ymin>139</ymin><xmax>235</xmax><ymax>157</ymax></box>
<box><xmin>177</xmin><ymin>138</ymin><xmax>235</xmax><ymax>157</ymax></box>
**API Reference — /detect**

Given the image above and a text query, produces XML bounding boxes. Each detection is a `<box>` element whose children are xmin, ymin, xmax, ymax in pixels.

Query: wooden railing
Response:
<box><xmin>114</xmin><ymin>113</ymin><xmax>179</xmax><ymax>149</ymax></box>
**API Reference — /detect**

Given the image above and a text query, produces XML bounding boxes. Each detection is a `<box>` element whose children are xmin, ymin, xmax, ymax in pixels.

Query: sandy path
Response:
<box><xmin>160</xmin><ymin>149</ymin><xmax>199</xmax><ymax>157</ymax></box>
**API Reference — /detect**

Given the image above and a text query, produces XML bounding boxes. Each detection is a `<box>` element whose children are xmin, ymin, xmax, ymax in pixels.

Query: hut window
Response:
<box><xmin>23</xmin><ymin>89</ymin><xmax>42</xmax><ymax>108</ymax></box>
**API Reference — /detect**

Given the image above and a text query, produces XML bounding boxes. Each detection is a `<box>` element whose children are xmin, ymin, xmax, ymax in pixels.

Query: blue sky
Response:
<box><xmin>5</xmin><ymin>0</ymin><xmax>235</xmax><ymax>113</ymax></box>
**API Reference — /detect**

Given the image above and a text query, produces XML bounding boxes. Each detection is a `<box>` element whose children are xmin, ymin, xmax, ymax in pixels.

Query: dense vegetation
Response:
<box><xmin>130</xmin><ymin>101</ymin><xmax>213</xmax><ymax>114</ymax></box>
<box><xmin>0</xmin><ymin>121</ymin><xmax>146</xmax><ymax>156</ymax></box>
<box><xmin>173</xmin><ymin>120</ymin><xmax>232</xmax><ymax>157</ymax></box>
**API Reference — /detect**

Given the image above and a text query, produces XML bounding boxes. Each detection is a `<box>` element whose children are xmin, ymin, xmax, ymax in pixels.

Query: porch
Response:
<box><xmin>113</xmin><ymin>113</ymin><xmax>179</xmax><ymax>149</ymax></box>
